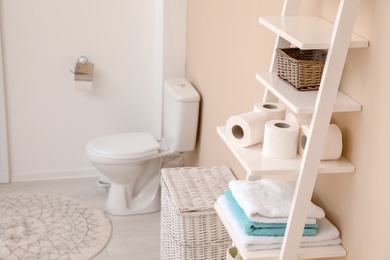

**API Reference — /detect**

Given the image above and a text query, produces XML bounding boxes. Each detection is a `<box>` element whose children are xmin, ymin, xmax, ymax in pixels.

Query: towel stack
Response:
<box><xmin>218</xmin><ymin>179</ymin><xmax>342</xmax><ymax>251</ymax></box>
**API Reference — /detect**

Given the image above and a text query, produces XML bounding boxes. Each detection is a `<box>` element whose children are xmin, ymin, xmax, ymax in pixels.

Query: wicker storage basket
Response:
<box><xmin>160</xmin><ymin>166</ymin><xmax>236</xmax><ymax>260</ymax></box>
<box><xmin>276</xmin><ymin>48</ymin><xmax>327</xmax><ymax>91</ymax></box>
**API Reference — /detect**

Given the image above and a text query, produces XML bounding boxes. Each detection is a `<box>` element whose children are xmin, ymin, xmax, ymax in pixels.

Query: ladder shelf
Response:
<box><xmin>214</xmin><ymin>202</ymin><xmax>347</xmax><ymax>260</ymax></box>
<box><xmin>256</xmin><ymin>72</ymin><xmax>362</xmax><ymax>114</ymax></box>
<box><xmin>217</xmin><ymin>126</ymin><xmax>355</xmax><ymax>177</ymax></box>
<box><xmin>259</xmin><ymin>15</ymin><xmax>368</xmax><ymax>50</ymax></box>
<box><xmin>214</xmin><ymin>0</ymin><xmax>369</xmax><ymax>259</ymax></box>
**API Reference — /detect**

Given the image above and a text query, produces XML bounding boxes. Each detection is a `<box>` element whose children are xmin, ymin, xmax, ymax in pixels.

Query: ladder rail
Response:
<box><xmin>279</xmin><ymin>0</ymin><xmax>362</xmax><ymax>259</ymax></box>
<box><xmin>263</xmin><ymin>0</ymin><xmax>301</xmax><ymax>103</ymax></box>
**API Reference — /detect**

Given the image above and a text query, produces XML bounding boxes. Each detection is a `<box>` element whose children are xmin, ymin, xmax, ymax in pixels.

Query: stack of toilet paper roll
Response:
<box><xmin>226</xmin><ymin>106</ymin><xmax>343</xmax><ymax>160</ymax></box>
<box><xmin>286</xmin><ymin>112</ymin><xmax>343</xmax><ymax>160</ymax></box>
<box><xmin>226</xmin><ymin>102</ymin><xmax>286</xmax><ymax>148</ymax></box>
<box><xmin>262</xmin><ymin>120</ymin><xmax>300</xmax><ymax>159</ymax></box>
<box><xmin>285</xmin><ymin>112</ymin><xmax>312</xmax><ymax>126</ymax></box>
<box><xmin>299</xmin><ymin>124</ymin><xmax>343</xmax><ymax>160</ymax></box>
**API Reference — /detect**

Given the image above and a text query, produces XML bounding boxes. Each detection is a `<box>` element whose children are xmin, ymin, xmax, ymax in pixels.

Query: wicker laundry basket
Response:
<box><xmin>160</xmin><ymin>166</ymin><xmax>236</xmax><ymax>260</ymax></box>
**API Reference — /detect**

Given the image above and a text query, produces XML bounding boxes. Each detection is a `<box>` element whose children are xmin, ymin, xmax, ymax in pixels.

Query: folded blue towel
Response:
<box><xmin>224</xmin><ymin>190</ymin><xmax>318</xmax><ymax>236</ymax></box>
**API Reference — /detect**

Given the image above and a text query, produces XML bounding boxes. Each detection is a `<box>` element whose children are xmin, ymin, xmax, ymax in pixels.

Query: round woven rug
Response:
<box><xmin>0</xmin><ymin>193</ymin><xmax>112</xmax><ymax>260</ymax></box>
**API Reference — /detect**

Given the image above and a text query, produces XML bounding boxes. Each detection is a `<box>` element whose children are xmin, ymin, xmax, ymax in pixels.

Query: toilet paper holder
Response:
<box><xmin>71</xmin><ymin>56</ymin><xmax>94</xmax><ymax>81</ymax></box>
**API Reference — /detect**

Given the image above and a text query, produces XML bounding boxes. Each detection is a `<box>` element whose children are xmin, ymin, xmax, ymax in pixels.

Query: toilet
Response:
<box><xmin>86</xmin><ymin>78</ymin><xmax>200</xmax><ymax>216</ymax></box>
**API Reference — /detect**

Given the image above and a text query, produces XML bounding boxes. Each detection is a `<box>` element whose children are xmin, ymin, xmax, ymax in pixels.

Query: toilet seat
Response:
<box><xmin>87</xmin><ymin>132</ymin><xmax>160</xmax><ymax>160</ymax></box>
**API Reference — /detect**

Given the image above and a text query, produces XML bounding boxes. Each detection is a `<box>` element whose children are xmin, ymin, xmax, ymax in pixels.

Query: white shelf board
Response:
<box><xmin>214</xmin><ymin>202</ymin><xmax>347</xmax><ymax>260</ymax></box>
<box><xmin>217</xmin><ymin>126</ymin><xmax>355</xmax><ymax>176</ymax></box>
<box><xmin>256</xmin><ymin>72</ymin><xmax>362</xmax><ymax>114</ymax></box>
<box><xmin>259</xmin><ymin>15</ymin><xmax>369</xmax><ymax>49</ymax></box>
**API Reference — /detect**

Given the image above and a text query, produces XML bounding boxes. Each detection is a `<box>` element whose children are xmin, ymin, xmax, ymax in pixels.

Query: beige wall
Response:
<box><xmin>186</xmin><ymin>0</ymin><xmax>390</xmax><ymax>259</ymax></box>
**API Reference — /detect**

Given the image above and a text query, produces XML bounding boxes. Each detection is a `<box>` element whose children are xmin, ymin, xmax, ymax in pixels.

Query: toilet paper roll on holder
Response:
<box><xmin>71</xmin><ymin>56</ymin><xmax>94</xmax><ymax>81</ymax></box>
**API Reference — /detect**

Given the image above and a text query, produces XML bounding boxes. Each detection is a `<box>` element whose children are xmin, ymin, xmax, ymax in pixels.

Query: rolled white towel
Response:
<box><xmin>229</xmin><ymin>179</ymin><xmax>325</xmax><ymax>221</ymax></box>
<box><xmin>216</xmin><ymin>196</ymin><xmax>341</xmax><ymax>251</ymax></box>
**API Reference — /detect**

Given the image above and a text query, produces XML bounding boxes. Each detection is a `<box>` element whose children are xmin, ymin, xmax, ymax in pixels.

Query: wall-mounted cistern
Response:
<box><xmin>71</xmin><ymin>56</ymin><xmax>94</xmax><ymax>91</ymax></box>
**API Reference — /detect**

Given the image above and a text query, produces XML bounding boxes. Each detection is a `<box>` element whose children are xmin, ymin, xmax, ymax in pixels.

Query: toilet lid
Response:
<box><xmin>87</xmin><ymin>132</ymin><xmax>160</xmax><ymax>160</ymax></box>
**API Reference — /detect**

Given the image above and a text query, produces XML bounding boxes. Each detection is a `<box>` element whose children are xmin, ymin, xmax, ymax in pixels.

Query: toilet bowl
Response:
<box><xmin>86</xmin><ymin>78</ymin><xmax>200</xmax><ymax>216</ymax></box>
<box><xmin>86</xmin><ymin>132</ymin><xmax>171</xmax><ymax>215</ymax></box>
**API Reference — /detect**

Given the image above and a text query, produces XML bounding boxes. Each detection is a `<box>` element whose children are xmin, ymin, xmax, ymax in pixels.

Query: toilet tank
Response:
<box><xmin>163</xmin><ymin>78</ymin><xmax>200</xmax><ymax>152</ymax></box>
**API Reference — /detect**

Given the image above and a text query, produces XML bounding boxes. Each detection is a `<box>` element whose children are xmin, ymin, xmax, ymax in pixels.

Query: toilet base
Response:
<box><xmin>105</xmin><ymin>180</ymin><xmax>161</xmax><ymax>216</ymax></box>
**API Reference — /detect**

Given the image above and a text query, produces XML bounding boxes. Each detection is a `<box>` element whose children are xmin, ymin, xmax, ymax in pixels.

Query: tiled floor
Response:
<box><xmin>0</xmin><ymin>177</ymin><xmax>160</xmax><ymax>260</ymax></box>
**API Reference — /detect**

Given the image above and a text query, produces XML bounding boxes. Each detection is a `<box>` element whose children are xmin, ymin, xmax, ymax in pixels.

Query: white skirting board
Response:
<box><xmin>10</xmin><ymin>154</ymin><xmax>184</xmax><ymax>183</ymax></box>
<box><xmin>10</xmin><ymin>168</ymin><xmax>100</xmax><ymax>183</ymax></box>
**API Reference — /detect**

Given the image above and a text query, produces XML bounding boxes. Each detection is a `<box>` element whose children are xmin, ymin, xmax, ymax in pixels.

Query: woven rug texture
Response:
<box><xmin>0</xmin><ymin>193</ymin><xmax>112</xmax><ymax>260</ymax></box>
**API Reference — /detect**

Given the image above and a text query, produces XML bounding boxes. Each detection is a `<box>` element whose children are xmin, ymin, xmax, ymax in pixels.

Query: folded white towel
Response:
<box><xmin>229</xmin><ymin>179</ymin><xmax>325</xmax><ymax>220</ymax></box>
<box><xmin>217</xmin><ymin>196</ymin><xmax>341</xmax><ymax>251</ymax></box>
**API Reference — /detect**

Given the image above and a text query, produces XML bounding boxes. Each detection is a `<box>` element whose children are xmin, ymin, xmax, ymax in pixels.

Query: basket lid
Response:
<box><xmin>161</xmin><ymin>166</ymin><xmax>236</xmax><ymax>212</ymax></box>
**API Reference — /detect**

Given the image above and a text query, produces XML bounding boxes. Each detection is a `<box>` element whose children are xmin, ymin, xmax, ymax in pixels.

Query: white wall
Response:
<box><xmin>1</xmin><ymin>0</ymin><xmax>186</xmax><ymax>181</ymax></box>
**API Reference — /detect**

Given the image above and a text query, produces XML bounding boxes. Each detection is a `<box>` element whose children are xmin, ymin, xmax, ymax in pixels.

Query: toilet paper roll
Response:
<box><xmin>75</xmin><ymin>81</ymin><xmax>93</xmax><ymax>92</ymax></box>
<box><xmin>299</xmin><ymin>124</ymin><xmax>343</xmax><ymax>160</ymax></box>
<box><xmin>262</xmin><ymin>120</ymin><xmax>300</xmax><ymax>159</ymax></box>
<box><xmin>285</xmin><ymin>112</ymin><xmax>312</xmax><ymax>126</ymax></box>
<box><xmin>253</xmin><ymin>102</ymin><xmax>286</xmax><ymax>121</ymax></box>
<box><xmin>226</xmin><ymin>112</ymin><xmax>268</xmax><ymax>147</ymax></box>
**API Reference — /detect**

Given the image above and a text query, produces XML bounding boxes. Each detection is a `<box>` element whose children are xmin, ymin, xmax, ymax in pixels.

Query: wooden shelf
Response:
<box><xmin>217</xmin><ymin>126</ymin><xmax>355</xmax><ymax>176</ymax></box>
<box><xmin>259</xmin><ymin>15</ymin><xmax>369</xmax><ymax>49</ymax></box>
<box><xmin>214</xmin><ymin>202</ymin><xmax>347</xmax><ymax>260</ymax></box>
<box><xmin>256</xmin><ymin>72</ymin><xmax>362</xmax><ymax>114</ymax></box>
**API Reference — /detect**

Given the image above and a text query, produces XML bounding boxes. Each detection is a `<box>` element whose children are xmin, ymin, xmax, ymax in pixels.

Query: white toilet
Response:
<box><xmin>86</xmin><ymin>78</ymin><xmax>200</xmax><ymax>215</ymax></box>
